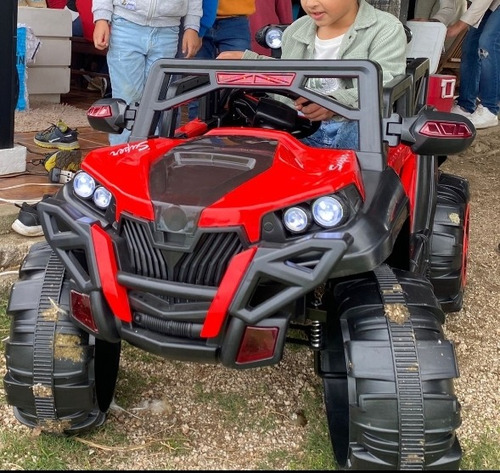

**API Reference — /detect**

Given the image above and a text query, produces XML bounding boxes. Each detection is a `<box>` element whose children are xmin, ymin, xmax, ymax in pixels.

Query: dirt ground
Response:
<box><xmin>0</xmin><ymin>124</ymin><xmax>499</xmax><ymax>470</ymax></box>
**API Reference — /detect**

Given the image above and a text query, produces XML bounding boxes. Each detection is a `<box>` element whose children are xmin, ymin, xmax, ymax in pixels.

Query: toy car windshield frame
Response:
<box><xmin>129</xmin><ymin>59</ymin><xmax>386</xmax><ymax>158</ymax></box>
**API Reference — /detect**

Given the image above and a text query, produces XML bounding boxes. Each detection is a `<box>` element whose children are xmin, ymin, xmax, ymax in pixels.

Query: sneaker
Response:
<box><xmin>11</xmin><ymin>202</ymin><xmax>43</xmax><ymax>237</ymax></box>
<box><xmin>468</xmin><ymin>105</ymin><xmax>499</xmax><ymax>130</ymax></box>
<box><xmin>43</xmin><ymin>149</ymin><xmax>83</xmax><ymax>173</ymax></box>
<box><xmin>450</xmin><ymin>103</ymin><xmax>473</xmax><ymax>118</ymax></box>
<box><xmin>86</xmin><ymin>76</ymin><xmax>109</xmax><ymax>98</ymax></box>
<box><xmin>34</xmin><ymin>119</ymin><xmax>80</xmax><ymax>150</ymax></box>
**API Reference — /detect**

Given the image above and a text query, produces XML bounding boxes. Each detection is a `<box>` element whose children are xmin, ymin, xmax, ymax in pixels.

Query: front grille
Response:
<box><xmin>121</xmin><ymin>219</ymin><xmax>244</xmax><ymax>287</ymax></box>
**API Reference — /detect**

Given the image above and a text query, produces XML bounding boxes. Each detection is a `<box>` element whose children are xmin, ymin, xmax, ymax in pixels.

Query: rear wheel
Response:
<box><xmin>430</xmin><ymin>172</ymin><xmax>470</xmax><ymax>313</ymax></box>
<box><xmin>317</xmin><ymin>268</ymin><xmax>462</xmax><ymax>469</ymax></box>
<box><xmin>3</xmin><ymin>242</ymin><xmax>120</xmax><ymax>434</ymax></box>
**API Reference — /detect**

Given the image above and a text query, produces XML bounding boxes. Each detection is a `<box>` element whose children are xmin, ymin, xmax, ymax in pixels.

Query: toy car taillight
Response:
<box><xmin>419</xmin><ymin>120</ymin><xmax>473</xmax><ymax>138</ymax></box>
<box><xmin>86</xmin><ymin>97</ymin><xmax>129</xmax><ymax>133</ymax></box>
<box><xmin>87</xmin><ymin>104</ymin><xmax>112</xmax><ymax>118</ymax></box>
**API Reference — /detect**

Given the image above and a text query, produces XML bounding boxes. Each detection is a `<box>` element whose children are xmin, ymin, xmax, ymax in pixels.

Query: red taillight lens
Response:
<box><xmin>236</xmin><ymin>326</ymin><xmax>279</xmax><ymax>364</ymax></box>
<box><xmin>420</xmin><ymin>121</ymin><xmax>473</xmax><ymax>138</ymax></box>
<box><xmin>70</xmin><ymin>290</ymin><xmax>98</xmax><ymax>333</ymax></box>
<box><xmin>87</xmin><ymin>105</ymin><xmax>113</xmax><ymax>118</ymax></box>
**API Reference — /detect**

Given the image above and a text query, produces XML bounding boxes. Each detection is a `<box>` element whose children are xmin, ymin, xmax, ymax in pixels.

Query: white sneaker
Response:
<box><xmin>468</xmin><ymin>105</ymin><xmax>499</xmax><ymax>129</ymax></box>
<box><xmin>450</xmin><ymin>103</ymin><xmax>473</xmax><ymax>118</ymax></box>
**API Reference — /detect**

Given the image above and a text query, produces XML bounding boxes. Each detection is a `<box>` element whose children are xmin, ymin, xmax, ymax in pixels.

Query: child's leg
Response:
<box><xmin>107</xmin><ymin>16</ymin><xmax>150</xmax><ymax>145</ymax></box>
<box><xmin>145</xmin><ymin>25</ymin><xmax>179</xmax><ymax>77</ymax></box>
<box><xmin>300</xmin><ymin>120</ymin><xmax>359</xmax><ymax>150</ymax></box>
<box><xmin>215</xmin><ymin>16</ymin><xmax>251</xmax><ymax>53</ymax></box>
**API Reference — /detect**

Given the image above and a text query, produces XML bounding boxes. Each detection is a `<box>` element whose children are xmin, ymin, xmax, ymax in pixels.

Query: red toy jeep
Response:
<box><xmin>4</xmin><ymin>57</ymin><xmax>474</xmax><ymax>469</ymax></box>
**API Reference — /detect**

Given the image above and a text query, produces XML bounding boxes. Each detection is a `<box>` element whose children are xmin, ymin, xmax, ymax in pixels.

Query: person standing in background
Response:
<box><xmin>92</xmin><ymin>0</ymin><xmax>203</xmax><ymax>145</ymax></box>
<box><xmin>413</xmin><ymin>0</ymin><xmax>467</xmax><ymax>26</ymax></box>
<box><xmin>249</xmin><ymin>0</ymin><xmax>293</xmax><ymax>55</ymax></box>
<box><xmin>447</xmin><ymin>0</ymin><xmax>500</xmax><ymax>129</ymax></box>
<box><xmin>188</xmin><ymin>0</ymin><xmax>256</xmax><ymax>120</ymax></box>
<box><xmin>412</xmin><ymin>0</ymin><xmax>467</xmax><ymax>49</ymax></box>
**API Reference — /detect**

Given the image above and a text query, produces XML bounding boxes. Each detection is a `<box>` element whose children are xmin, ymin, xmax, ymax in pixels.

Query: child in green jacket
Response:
<box><xmin>218</xmin><ymin>0</ymin><xmax>407</xmax><ymax>149</ymax></box>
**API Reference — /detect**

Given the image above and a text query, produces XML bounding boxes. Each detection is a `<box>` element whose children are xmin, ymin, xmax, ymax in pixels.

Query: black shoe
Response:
<box><xmin>34</xmin><ymin>120</ymin><xmax>80</xmax><ymax>151</ymax></box>
<box><xmin>10</xmin><ymin>196</ymin><xmax>52</xmax><ymax>237</ymax></box>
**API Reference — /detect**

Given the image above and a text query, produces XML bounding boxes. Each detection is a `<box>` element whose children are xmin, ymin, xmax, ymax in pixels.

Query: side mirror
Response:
<box><xmin>87</xmin><ymin>98</ymin><xmax>129</xmax><ymax>134</ymax></box>
<box><xmin>400</xmin><ymin>108</ymin><xmax>476</xmax><ymax>155</ymax></box>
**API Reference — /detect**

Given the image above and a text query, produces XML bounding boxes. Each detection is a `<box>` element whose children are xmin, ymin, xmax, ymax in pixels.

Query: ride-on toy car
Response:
<box><xmin>4</xmin><ymin>57</ymin><xmax>474</xmax><ymax>469</ymax></box>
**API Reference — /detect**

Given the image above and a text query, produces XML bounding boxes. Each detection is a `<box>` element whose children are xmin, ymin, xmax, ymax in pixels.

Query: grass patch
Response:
<box><xmin>0</xmin><ymin>298</ymin><xmax>9</xmax><ymax>340</ymax></box>
<box><xmin>0</xmin><ymin>431</ymin><xmax>91</xmax><ymax>470</ymax></box>
<box><xmin>193</xmin><ymin>382</ymin><xmax>249</xmax><ymax>424</ymax></box>
<box><xmin>461</xmin><ymin>429</ymin><xmax>500</xmax><ymax>470</ymax></box>
<box><xmin>290</xmin><ymin>384</ymin><xmax>337</xmax><ymax>470</ymax></box>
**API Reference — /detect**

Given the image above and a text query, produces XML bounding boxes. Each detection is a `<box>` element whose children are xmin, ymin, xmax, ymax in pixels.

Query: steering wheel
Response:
<box><xmin>224</xmin><ymin>90</ymin><xmax>320</xmax><ymax>139</ymax></box>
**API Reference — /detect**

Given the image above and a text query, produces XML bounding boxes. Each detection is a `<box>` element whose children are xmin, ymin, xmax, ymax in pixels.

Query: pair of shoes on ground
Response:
<box><xmin>11</xmin><ymin>195</ymin><xmax>52</xmax><ymax>237</ymax></box>
<box><xmin>450</xmin><ymin>103</ymin><xmax>499</xmax><ymax>130</ymax></box>
<box><xmin>34</xmin><ymin>119</ymin><xmax>80</xmax><ymax>150</ymax></box>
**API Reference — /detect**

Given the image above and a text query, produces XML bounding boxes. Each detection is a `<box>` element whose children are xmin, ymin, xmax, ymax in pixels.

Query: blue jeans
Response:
<box><xmin>188</xmin><ymin>16</ymin><xmax>251</xmax><ymax>120</ymax></box>
<box><xmin>300</xmin><ymin>120</ymin><xmax>359</xmax><ymax>150</ymax></box>
<box><xmin>107</xmin><ymin>15</ymin><xmax>179</xmax><ymax>145</ymax></box>
<box><xmin>456</xmin><ymin>8</ymin><xmax>500</xmax><ymax>115</ymax></box>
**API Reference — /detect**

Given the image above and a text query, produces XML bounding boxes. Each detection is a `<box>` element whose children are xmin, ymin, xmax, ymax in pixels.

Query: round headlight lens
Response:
<box><xmin>265</xmin><ymin>28</ymin><xmax>283</xmax><ymax>49</ymax></box>
<box><xmin>73</xmin><ymin>172</ymin><xmax>96</xmax><ymax>199</ymax></box>
<box><xmin>312</xmin><ymin>196</ymin><xmax>344</xmax><ymax>228</ymax></box>
<box><xmin>93</xmin><ymin>186</ymin><xmax>113</xmax><ymax>209</ymax></box>
<box><xmin>283</xmin><ymin>206</ymin><xmax>310</xmax><ymax>233</ymax></box>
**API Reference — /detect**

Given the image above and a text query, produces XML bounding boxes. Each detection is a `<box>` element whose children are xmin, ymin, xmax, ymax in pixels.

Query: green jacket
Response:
<box><xmin>243</xmin><ymin>0</ymin><xmax>407</xmax><ymax>109</ymax></box>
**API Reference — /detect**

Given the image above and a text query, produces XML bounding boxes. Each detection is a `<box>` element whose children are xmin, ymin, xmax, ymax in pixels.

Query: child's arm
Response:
<box><xmin>181</xmin><ymin>28</ymin><xmax>202</xmax><ymax>58</ymax></box>
<box><xmin>93</xmin><ymin>19</ymin><xmax>110</xmax><ymax>50</ymax></box>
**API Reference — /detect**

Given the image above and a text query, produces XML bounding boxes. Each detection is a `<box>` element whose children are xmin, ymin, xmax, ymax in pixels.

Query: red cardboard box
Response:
<box><xmin>427</xmin><ymin>74</ymin><xmax>456</xmax><ymax>112</ymax></box>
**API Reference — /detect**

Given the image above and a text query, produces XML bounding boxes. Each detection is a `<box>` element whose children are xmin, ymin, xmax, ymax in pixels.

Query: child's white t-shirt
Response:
<box><xmin>312</xmin><ymin>34</ymin><xmax>345</xmax><ymax>94</ymax></box>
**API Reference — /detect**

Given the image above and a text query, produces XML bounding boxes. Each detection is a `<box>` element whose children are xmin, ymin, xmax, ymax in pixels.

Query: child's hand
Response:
<box><xmin>217</xmin><ymin>51</ymin><xmax>245</xmax><ymax>60</ymax></box>
<box><xmin>182</xmin><ymin>29</ymin><xmax>202</xmax><ymax>58</ymax></box>
<box><xmin>294</xmin><ymin>97</ymin><xmax>334</xmax><ymax>121</ymax></box>
<box><xmin>93</xmin><ymin>20</ymin><xmax>110</xmax><ymax>50</ymax></box>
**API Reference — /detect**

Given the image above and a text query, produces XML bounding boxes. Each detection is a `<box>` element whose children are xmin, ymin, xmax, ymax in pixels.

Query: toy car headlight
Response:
<box><xmin>73</xmin><ymin>172</ymin><xmax>96</xmax><ymax>199</ymax></box>
<box><xmin>93</xmin><ymin>186</ymin><xmax>113</xmax><ymax>209</ymax></box>
<box><xmin>312</xmin><ymin>196</ymin><xmax>345</xmax><ymax>228</ymax></box>
<box><xmin>255</xmin><ymin>25</ymin><xmax>286</xmax><ymax>50</ymax></box>
<box><xmin>265</xmin><ymin>27</ymin><xmax>283</xmax><ymax>49</ymax></box>
<box><xmin>283</xmin><ymin>206</ymin><xmax>310</xmax><ymax>233</ymax></box>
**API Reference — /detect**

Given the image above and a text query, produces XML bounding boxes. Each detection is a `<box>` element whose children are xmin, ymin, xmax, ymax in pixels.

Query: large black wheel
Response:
<box><xmin>3</xmin><ymin>242</ymin><xmax>121</xmax><ymax>434</ymax></box>
<box><xmin>317</xmin><ymin>268</ymin><xmax>462</xmax><ymax>469</ymax></box>
<box><xmin>430</xmin><ymin>172</ymin><xmax>470</xmax><ymax>313</ymax></box>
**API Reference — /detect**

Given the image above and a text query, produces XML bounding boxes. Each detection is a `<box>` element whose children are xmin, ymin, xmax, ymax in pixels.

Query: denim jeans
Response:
<box><xmin>457</xmin><ymin>8</ymin><xmax>500</xmax><ymax>115</ymax></box>
<box><xmin>107</xmin><ymin>15</ymin><xmax>179</xmax><ymax>145</ymax></box>
<box><xmin>300</xmin><ymin>120</ymin><xmax>359</xmax><ymax>150</ymax></box>
<box><xmin>188</xmin><ymin>16</ymin><xmax>251</xmax><ymax>120</ymax></box>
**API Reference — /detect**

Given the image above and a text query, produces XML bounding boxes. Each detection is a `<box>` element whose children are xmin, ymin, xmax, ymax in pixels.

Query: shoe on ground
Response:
<box><xmin>11</xmin><ymin>202</ymin><xmax>44</xmax><ymax>237</ymax></box>
<box><xmin>468</xmin><ymin>105</ymin><xmax>499</xmax><ymax>130</ymax></box>
<box><xmin>86</xmin><ymin>76</ymin><xmax>109</xmax><ymax>98</ymax></box>
<box><xmin>450</xmin><ymin>103</ymin><xmax>473</xmax><ymax>118</ymax></box>
<box><xmin>43</xmin><ymin>149</ymin><xmax>83</xmax><ymax>172</ymax></box>
<box><xmin>34</xmin><ymin>119</ymin><xmax>80</xmax><ymax>150</ymax></box>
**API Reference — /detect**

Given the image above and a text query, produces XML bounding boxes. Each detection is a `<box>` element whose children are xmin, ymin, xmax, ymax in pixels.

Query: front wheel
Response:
<box><xmin>3</xmin><ymin>242</ymin><xmax>121</xmax><ymax>434</ymax></box>
<box><xmin>317</xmin><ymin>268</ymin><xmax>462</xmax><ymax>469</ymax></box>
